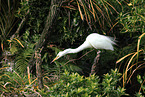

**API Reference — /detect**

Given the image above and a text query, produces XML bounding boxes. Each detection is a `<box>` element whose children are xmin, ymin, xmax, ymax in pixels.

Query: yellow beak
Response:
<box><xmin>50</xmin><ymin>56</ymin><xmax>59</xmax><ymax>63</ymax></box>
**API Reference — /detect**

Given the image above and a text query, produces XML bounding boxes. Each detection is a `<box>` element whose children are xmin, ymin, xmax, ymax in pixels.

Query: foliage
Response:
<box><xmin>14</xmin><ymin>30</ymin><xmax>39</xmax><ymax>73</ymax></box>
<box><xmin>3</xmin><ymin>0</ymin><xmax>41</xmax><ymax>73</ymax></box>
<box><xmin>52</xmin><ymin>0</ymin><xmax>121</xmax><ymax>46</ymax></box>
<box><xmin>113</xmin><ymin>0</ymin><xmax>145</xmax><ymax>95</ymax></box>
<box><xmin>117</xmin><ymin>33</ymin><xmax>145</xmax><ymax>86</ymax></box>
<box><xmin>0</xmin><ymin>68</ymin><xmax>37</xmax><ymax>96</ymax></box>
<box><xmin>62</xmin><ymin>0</ymin><xmax>121</xmax><ymax>30</ymax></box>
<box><xmin>15</xmin><ymin>1</ymin><xmax>29</xmax><ymax>19</ymax></box>
<box><xmin>135</xmin><ymin>75</ymin><xmax>145</xmax><ymax>97</ymax></box>
<box><xmin>28</xmin><ymin>0</ymin><xmax>50</xmax><ymax>33</ymax></box>
<box><xmin>0</xmin><ymin>0</ymin><xmax>144</xmax><ymax>96</ymax></box>
<box><xmin>48</xmin><ymin>69</ymin><xmax>127</xmax><ymax>97</ymax></box>
<box><xmin>118</xmin><ymin>0</ymin><xmax>145</xmax><ymax>36</ymax></box>
<box><xmin>0</xmin><ymin>0</ymin><xmax>19</xmax><ymax>51</ymax></box>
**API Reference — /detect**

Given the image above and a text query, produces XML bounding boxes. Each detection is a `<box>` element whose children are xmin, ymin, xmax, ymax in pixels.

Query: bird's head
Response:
<box><xmin>51</xmin><ymin>48</ymin><xmax>72</xmax><ymax>63</ymax></box>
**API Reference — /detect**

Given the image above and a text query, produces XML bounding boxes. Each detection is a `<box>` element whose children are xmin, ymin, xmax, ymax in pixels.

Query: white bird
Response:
<box><xmin>51</xmin><ymin>33</ymin><xmax>116</xmax><ymax>63</ymax></box>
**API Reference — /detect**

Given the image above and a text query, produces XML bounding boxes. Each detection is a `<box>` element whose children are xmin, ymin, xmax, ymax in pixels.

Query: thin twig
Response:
<box><xmin>10</xmin><ymin>10</ymin><xmax>29</xmax><ymax>40</ymax></box>
<box><xmin>60</xmin><ymin>49</ymin><xmax>95</xmax><ymax>67</ymax></box>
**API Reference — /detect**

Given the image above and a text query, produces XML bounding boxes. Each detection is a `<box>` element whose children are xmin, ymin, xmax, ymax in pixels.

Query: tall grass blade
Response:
<box><xmin>137</xmin><ymin>33</ymin><xmax>145</xmax><ymax>63</ymax></box>
<box><xmin>101</xmin><ymin>0</ymin><xmax>111</xmax><ymax>26</ymax></box>
<box><xmin>124</xmin><ymin>50</ymin><xmax>143</xmax><ymax>84</ymax></box>
<box><xmin>90</xmin><ymin>0</ymin><xmax>96</xmax><ymax>21</ymax></box>
<box><xmin>116</xmin><ymin>52</ymin><xmax>134</xmax><ymax>64</ymax></box>
<box><xmin>76</xmin><ymin>1</ymin><xmax>84</xmax><ymax>21</ymax></box>
<box><xmin>104</xmin><ymin>0</ymin><xmax>119</xmax><ymax>14</ymax></box>
<box><xmin>14</xmin><ymin>38</ymin><xmax>24</xmax><ymax>48</ymax></box>
<box><xmin>27</xmin><ymin>66</ymin><xmax>31</xmax><ymax>85</ymax></box>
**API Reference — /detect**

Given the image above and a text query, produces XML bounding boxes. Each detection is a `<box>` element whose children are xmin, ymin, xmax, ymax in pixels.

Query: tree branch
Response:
<box><xmin>90</xmin><ymin>50</ymin><xmax>101</xmax><ymax>76</ymax></box>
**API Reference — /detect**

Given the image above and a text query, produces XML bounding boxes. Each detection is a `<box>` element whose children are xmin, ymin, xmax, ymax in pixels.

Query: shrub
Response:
<box><xmin>49</xmin><ymin>69</ymin><xmax>127</xmax><ymax>97</ymax></box>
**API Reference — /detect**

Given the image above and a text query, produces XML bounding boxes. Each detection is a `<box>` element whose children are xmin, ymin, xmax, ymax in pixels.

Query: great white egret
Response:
<box><xmin>51</xmin><ymin>33</ymin><xmax>116</xmax><ymax>63</ymax></box>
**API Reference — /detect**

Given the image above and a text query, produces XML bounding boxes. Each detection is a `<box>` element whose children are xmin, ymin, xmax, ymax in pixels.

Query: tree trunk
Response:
<box><xmin>28</xmin><ymin>0</ymin><xmax>63</xmax><ymax>88</ymax></box>
<box><xmin>28</xmin><ymin>0</ymin><xmax>63</xmax><ymax>66</ymax></box>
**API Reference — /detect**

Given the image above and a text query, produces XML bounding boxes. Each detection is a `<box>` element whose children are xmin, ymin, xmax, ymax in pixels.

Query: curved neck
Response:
<box><xmin>70</xmin><ymin>47</ymin><xmax>84</xmax><ymax>53</ymax></box>
<box><xmin>70</xmin><ymin>41</ymin><xmax>92</xmax><ymax>53</ymax></box>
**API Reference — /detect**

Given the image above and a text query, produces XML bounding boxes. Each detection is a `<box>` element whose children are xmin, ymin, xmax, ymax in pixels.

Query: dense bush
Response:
<box><xmin>48</xmin><ymin>69</ymin><xmax>127</xmax><ymax>97</ymax></box>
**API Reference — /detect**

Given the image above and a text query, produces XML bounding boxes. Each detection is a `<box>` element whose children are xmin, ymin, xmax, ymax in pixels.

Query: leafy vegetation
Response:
<box><xmin>49</xmin><ymin>69</ymin><xmax>127</xmax><ymax>97</ymax></box>
<box><xmin>0</xmin><ymin>68</ymin><xmax>127</xmax><ymax>96</ymax></box>
<box><xmin>135</xmin><ymin>75</ymin><xmax>145</xmax><ymax>97</ymax></box>
<box><xmin>0</xmin><ymin>0</ymin><xmax>145</xmax><ymax>96</ymax></box>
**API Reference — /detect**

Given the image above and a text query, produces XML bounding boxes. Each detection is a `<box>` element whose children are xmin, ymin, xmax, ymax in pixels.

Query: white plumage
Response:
<box><xmin>52</xmin><ymin>33</ymin><xmax>116</xmax><ymax>62</ymax></box>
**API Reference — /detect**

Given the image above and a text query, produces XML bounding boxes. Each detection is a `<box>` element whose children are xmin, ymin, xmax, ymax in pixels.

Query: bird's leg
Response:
<box><xmin>90</xmin><ymin>50</ymin><xmax>101</xmax><ymax>76</ymax></box>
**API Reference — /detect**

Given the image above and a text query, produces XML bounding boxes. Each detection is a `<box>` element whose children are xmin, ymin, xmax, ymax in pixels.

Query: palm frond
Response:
<box><xmin>15</xmin><ymin>49</ymin><xmax>33</xmax><ymax>73</ymax></box>
<box><xmin>62</xmin><ymin>0</ymin><xmax>120</xmax><ymax>30</ymax></box>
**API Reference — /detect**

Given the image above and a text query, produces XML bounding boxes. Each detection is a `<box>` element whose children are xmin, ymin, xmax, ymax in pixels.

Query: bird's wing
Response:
<box><xmin>86</xmin><ymin>33</ymin><xmax>114</xmax><ymax>50</ymax></box>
